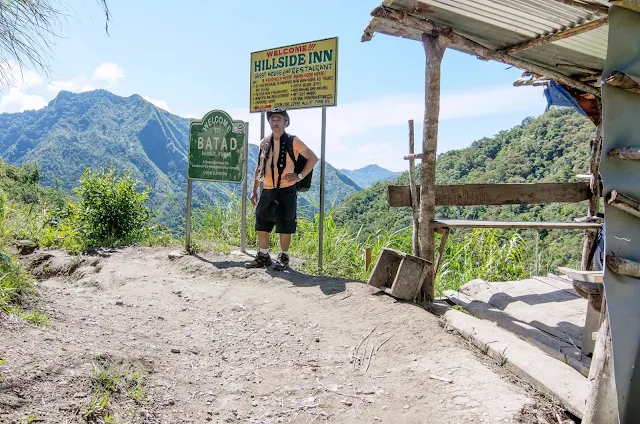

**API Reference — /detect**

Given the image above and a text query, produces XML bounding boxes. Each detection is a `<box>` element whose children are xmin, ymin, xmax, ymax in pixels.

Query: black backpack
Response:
<box><xmin>260</xmin><ymin>133</ymin><xmax>313</xmax><ymax>192</ymax></box>
<box><xmin>283</xmin><ymin>134</ymin><xmax>313</xmax><ymax>192</ymax></box>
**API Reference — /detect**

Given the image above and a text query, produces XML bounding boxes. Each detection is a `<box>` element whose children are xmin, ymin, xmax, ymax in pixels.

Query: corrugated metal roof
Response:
<box><xmin>362</xmin><ymin>0</ymin><xmax>609</xmax><ymax>80</ymax></box>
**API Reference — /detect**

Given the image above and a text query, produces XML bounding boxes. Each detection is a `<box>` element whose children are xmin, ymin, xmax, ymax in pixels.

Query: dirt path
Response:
<box><xmin>1</xmin><ymin>247</ymin><xmax>545</xmax><ymax>423</ymax></box>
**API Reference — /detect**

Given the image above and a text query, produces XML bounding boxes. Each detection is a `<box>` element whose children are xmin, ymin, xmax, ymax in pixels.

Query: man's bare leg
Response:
<box><xmin>258</xmin><ymin>231</ymin><xmax>270</xmax><ymax>250</ymax></box>
<box><xmin>279</xmin><ymin>233</ymin><xmax>291</xmax><ymax>252</ymax></box>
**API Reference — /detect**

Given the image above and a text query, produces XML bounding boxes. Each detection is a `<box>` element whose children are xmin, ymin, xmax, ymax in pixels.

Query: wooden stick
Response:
<box><xmin>604</xmin><ymin>71</ymin><xmax>640</xmax><ymax>94</ymax></box>
<box><xmin>418</xmin><ymin>31</ymin><xmax>450</xmax><ymax>301</ymax></box>
<box><xmin>608</xmin><ymin>190</ymin><xmax>640</xmax><ymax>220</ymax></box>
<box><xmin>434</xmin><ymin>227</ymin><xmax>450</xmax><ymax>276</ymax></box>
<box><xmin>404</xmin><ymin>153</ymin><xmax>423</xmax><ymax>160</ymax></box>
<box><xmin>504</xmin><ymin>17</ymin><xmax>608</xmax><ymax>55</ymax></box>
<box><xmin>408</xmin><ymin>120</ymin><xmax>420</xmax><ymax>257</ymax></box>
<box><xmin>428</xmin><ymin>374</ymin><xmax>453</xmax><ymax>384</ymax></box>
<box><xmin>606</xmin><ymin>256</ymin><xmax>640</xmax><ymax>278</ymax></box>
<box><xmin>368</xmin><ymin>7</ymin><xmax>601</xmax><ymax>96</ymax></box>
<box><xmin>365</xmin><ymin>247</ymin><xmax>372</xmax><ymax>272</ymax></box>
<box><xmin>608</xmin><ymin>146</ymin><xmax>640</xmax><ymax>160</ymax></box>
<box><xmin>549</xmin><ymin>0</ymin><xmax>610</xmax><ymax>14</ymax></box>
<box><xmin>583</xmin><ymin>123</ymin><xmax>602</xmax><ymax>271</ymax></box>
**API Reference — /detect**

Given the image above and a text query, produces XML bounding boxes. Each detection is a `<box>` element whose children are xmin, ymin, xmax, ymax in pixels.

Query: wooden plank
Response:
<box><xmin>608</xmin><ymin>146</ymin><xmax>640</xmax><ymax>160</ymax></box>
<box><xmin>532</xmin><ymin>276</ymin><xmax>581</xmax><ymax>298</ymax></box>
<box><xmin>407</xmin><ymin>120</ymin><xmax>419</xmax><ymax>257</ymax></box>
<box><xmin>387</xmin><ymin>182</ymin><xmax>592</xmax><ymax>207</ymax></box>
<box><xmin>550</xmin><ymin>0</ymin><xmax>610</xmax><ymax>14</ymax></box>
<box><xmin>433</xmin><ymin>219</ymin><xmax>602</xmax><ymax>230</ymax></box>
<box><xmin>557</xmin><ymin>267</ymin><xmax>604</xmax><ymax>283</ymax></box>
<box><xmin>504</xmin><ymin>17</ymin><xmax>608</xmax><ymax>55</ymax></box>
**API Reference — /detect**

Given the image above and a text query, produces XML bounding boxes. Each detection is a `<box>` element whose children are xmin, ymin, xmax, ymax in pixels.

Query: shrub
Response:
<box><xmin>72</xmin><ymin>167</ymin><xmax>151</xmax><ymax>248</ymax></box>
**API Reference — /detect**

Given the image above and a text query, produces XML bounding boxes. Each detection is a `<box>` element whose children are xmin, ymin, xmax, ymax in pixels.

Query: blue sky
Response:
<box><xmin>0</xmin><ymin>0</ymin><xmax>548</xmax><ymax>171</ymax></box>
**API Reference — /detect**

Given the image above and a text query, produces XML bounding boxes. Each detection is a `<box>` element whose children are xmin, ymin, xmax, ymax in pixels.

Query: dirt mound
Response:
<box><xmin>0</xmin><ymin>247</ymin><xmax>560</xmax><ymax>423</ymax></box>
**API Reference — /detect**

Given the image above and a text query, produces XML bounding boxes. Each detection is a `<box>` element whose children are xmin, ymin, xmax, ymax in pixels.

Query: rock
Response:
<box><xmin>168</xmin><ymin>251</ymin><xmax>183</xmax><ymax>260</ymax></box>
<box><xmin>115</xmin><ymin>301</ymin><xmax>124</xmax><ymax>306</ymax></box>
<box><xmin>171</xmin><ymin>348</ymin><xmax>181</xmax><ymax>354</ymax></box>
<box><xmin>315</xmin><ymin>338</ymin><xmax>320</xmax><ymax>343</ymax></box>
<box><xmin>13</xmin><ymin>240</ymin><xmax>37</xmax><ymax>255</ymax></box>
<box><xmin>340</xmin><ymin>399</ymin><xmax>353</xmax><ymax>406</ymax></box>
<box><xmin>73</xmin><ymin>392</ymin><xmax>88</xmax><ymax>398</ymax></box>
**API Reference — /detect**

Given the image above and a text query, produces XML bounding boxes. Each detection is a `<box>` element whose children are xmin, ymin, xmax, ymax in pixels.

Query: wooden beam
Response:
<box><xmin>408</xmin><ymin>120</ymin><xmax>420</xmax><ymax>257</ymax></box>
<box><xmin>504</xmin><ymin>17</ymin><xmax>609</xmax><ymax>55</ymax></box>
<box><xmin>604</xmin><ymin>71</ymin><xmax>640</xmax><ymax>93</ymax></box>
<box><xmin>418</xmin><ymin>31</ymin><xmax>450</xmax><ymax>302</ymax></box>
<box><xmin>551</xmin><ymin>0</ymin><xmax>610</xmax><ymax>14</ymax></box>
<box><xmin>608</xmin><ymin>146</ymin><xmax>640</xmax><ymax>160</ymax></box>
<box><xmin>608</xmin><ymin>190</ymin><xmax>640</xmax><ymax>220</ymax></box>
<box><xmin>404</xmin><ymin>153</ymin><xmax>423</xmax><ymax>160</ymax></box>
<box><xmin>558</xmin><ymin>267</ymin><xmax>604</xmax><ymax>283</ymax></box>
<box><xmin>607</xmin><ymin>256</ymin><xmax>640</xmax><ymax>278</ymax></box>
<box><xmin>434</xmin><ymin>219</ymin><xmax>602</xmax><ymax>230</ymax></box>
<box><xmin>369</xmin><ymin>7</ymin><xmax>601</xmax><ymax>96</ymax></box>
<box><xmin>387</xmin><ymin>183</ymin><xmax>593</xmax><ymax>207</ymax></box>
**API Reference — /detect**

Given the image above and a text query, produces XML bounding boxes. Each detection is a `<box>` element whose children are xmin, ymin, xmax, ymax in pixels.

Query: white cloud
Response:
<box><xmin>143</xmin><ymin>96</ymin><xmax>171</xmax><ymax>112</ymax></box>
<box><xmin>224</xmin><ymin>85</ymin><xmax>546</xmax><ymax>171</ymax></box>
<box><xmin>48</xmin><ymin>62</ymin><xmax>124</xmax><ymax>94</ymax></box>
<box><xmin>93</xmin><ymin>62</ymin><xmax>125</xmax><ymax>85</ymax></box>
<box><xmin>0</xmin><ymin>89</ymin><xmax>47</xmax><ymax>113</ymax></box>
<box><xmin>0</xmin><ymin>62</ymin><xmax>47</xmax><ymax>113</ymax></box>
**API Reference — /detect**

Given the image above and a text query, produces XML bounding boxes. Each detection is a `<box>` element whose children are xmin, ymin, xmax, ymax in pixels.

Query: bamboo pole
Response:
<box><xmin>408</xmin><ymin>119</ymin><xmax>420</xmax><ymax>257</ymax></box>
<box><xmin>504</xmin><ymin>17</ymin><xmax>608</xmax><ymax>55</ymax></box>
<box><xmin>369</xmin><ymin>7</ymin><xmax>601</xmax><ymax>96</ymax></box>
<box><xmin>419</xmin><ymin>31</ymin><xmax>450</xmax><ymax>301</ymax></box>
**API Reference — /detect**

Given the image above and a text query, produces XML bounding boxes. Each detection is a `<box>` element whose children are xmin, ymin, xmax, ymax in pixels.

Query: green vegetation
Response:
<box><xmin>84</xmin><ymin>356</ymin><xmax>148</xmax><ymax>423</ymax></box>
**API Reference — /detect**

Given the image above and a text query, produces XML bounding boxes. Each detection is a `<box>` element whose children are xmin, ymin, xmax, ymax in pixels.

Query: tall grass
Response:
<box><xmin>191</xmin><ymin>197</ymin><xmax>543</xmax><ymax>294</ymax></box>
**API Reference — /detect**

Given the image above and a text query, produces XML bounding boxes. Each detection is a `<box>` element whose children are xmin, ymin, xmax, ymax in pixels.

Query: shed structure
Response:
<box><xmin>361</xmin><ymin>1</ymin><xmax>640</xmax><ymax>423</ymax></box>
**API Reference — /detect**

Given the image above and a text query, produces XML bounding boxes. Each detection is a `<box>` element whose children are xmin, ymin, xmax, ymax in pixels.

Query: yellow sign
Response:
<box><xmin>250</xmin><ymin>37</ymin><xmax>338</xmax><ymax>112</ymax></box>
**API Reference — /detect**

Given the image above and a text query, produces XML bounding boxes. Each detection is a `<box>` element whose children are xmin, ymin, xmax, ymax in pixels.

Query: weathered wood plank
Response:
<box><xmin>504</xmin><ymin>17</ymin><xmax>609</xmax><ymax>55</ymax></box>
<box><xmin>558</xmin><ymin>266</ymin><xmax>604</xmax><ymax>284</ymax></box>
<box><xmin>608</xmin><ymin>190</ymin><xmax>640</xmax><ymax>219</ymax></box>
<box><xmin>407</xmin><ymin>120</ymin><xmax>419</xmax><ymax>257</ymax></box>
<box><xmin>387</xmin><ymin>183</ymin><xmax>593</xmax><ymax>207</ymax></box>
<box><xmin>604</xmin><ymin>71</ymin><xmax>640</xmax><ymax>93</ymax></box>
<box><xmin>550</xmin><ymin>0</ymin><xmax>610</xmax><ymax>14</ymax></box>
<box><xmin>606</xmin><ymin>256</ymin><xmax>640</xmax><ymax>278</ymax></box>
<box><xmin>608</xmin><ymin>146</ymin><xmax>640</xmax><ymax>160</ymax></box>
<box><xmin>434</xmin><ymin>220</ymin><xmax>602</xmax><ymax>230</ymax></box>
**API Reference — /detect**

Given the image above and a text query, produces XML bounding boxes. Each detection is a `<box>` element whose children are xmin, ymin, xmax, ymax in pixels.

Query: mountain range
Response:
<box><xmin>0</xmin><ymin>90</ymin><xmax>397</xmax><ymax>228</ymax></box>
<box><xmin>340</xmin><ymin>164</ymin><xmax>402</xmax><ymax>188</ymax></box>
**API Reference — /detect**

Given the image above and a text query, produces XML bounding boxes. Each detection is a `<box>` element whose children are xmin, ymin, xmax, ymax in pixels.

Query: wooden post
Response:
<box><xmin>408</xmin><ymin>119</ymin><xmax>420</xmax><ymax>257</ymax></box>
<box><xmin>365</xmin><ymin>247</ymin><xmax>372</xmax><ymax>272</ymax></box>
<box><xmin>582</xmin><ymin>123</ymin><xmax>602</xmax><ymax>271</ymax></box>
<box><xmin>419</xmin><ymin>31</ymin><xmax>450</xmax><ymax>301</ymax></box>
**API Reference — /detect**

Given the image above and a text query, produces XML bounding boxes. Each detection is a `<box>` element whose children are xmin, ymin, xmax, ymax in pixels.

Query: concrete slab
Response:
<box><xmin>432</xmin><ymin>303</ymin><xmax>588</xmax><ymax>419</ymax></box>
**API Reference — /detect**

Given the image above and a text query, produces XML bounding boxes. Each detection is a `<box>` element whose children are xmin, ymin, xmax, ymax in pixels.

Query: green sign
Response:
<box><xmin>188</xmin><ymin>110</ymin><xmax>246</xmax><ymax>182</ymax></box>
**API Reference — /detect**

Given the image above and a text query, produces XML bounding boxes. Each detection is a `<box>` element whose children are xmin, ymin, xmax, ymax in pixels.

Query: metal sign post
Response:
<box><xmin>318</xmin><ymin>107</ymin><xmax>327</xmax><ymax>272</ymax></box>
<box><xmin>240</xmin><ymin>122</ymin><xmax>249</xmax><ymax>253</ymax></box>
<box><xmin>185</xmin><ymin>110</ymin><xmax>246</xmax><ymax>252</ymax></box>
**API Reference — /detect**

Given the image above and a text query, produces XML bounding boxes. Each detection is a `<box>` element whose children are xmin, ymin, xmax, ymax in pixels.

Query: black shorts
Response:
<box><xmin>255</xmin><ymin>185</ymin><xmax>298</xmax><ymax>234</ymax></box>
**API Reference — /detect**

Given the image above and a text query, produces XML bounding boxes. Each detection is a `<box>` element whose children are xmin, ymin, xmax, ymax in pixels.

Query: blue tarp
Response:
<box><xmin>543</xmin><ymin>80</ymin><xmax>587</xmax><ymax>116</ymax></box>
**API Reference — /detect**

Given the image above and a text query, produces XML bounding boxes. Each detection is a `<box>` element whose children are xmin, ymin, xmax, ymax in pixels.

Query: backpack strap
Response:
<box><xmin>285</xmin><ymin>134</ymin><xmax>296</xmax><ymax>164</ymax></box>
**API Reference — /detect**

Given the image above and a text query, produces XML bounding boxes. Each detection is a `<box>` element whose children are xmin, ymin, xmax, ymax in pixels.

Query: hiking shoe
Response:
<box><xmin>245</xmin><ymin>252</ymin><xmax>272</xmax><ymax>268</ymax></box>
<box><xmin>273</xmin><ymin>252</ymin><xmax>290</xmax><ymax>271</ymax></box>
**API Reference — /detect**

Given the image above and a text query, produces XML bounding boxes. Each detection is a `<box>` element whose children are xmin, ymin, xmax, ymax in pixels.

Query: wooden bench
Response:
<box><xmin>433</xmin><ymin>219</ymin><xmax>603</xmax><ymax>275</ymax></box>
<box><xmin>557</xmin><ymin>267</ymin><xmax>603</xmax><ymax>357</ymax></box>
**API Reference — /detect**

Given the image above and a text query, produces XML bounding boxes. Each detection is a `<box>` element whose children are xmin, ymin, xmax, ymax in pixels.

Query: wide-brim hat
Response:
<box><xmin>266</xmin><ymin>108</ymin><xmax>290</xmax><ymax>127</ymax></box>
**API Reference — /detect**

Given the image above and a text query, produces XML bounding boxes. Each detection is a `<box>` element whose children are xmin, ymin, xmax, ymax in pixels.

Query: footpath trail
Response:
<box><xmin>0</xmin><ymin>247</ymin><xmax>553</xmax><ymax>423</ymax></box>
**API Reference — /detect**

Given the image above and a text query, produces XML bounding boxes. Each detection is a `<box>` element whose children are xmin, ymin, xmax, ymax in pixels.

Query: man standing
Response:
<box><xmin>245</xmin><ymin>108</ymin><xmax>318</xmax><ymax>270</ymax></box>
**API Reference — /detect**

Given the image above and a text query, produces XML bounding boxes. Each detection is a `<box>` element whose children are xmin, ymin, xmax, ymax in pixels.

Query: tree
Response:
<box><xmin>0</xmin><ymin>0</ymin><xmax>111</xmax><ymax>88</ymax></box>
